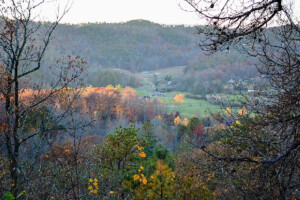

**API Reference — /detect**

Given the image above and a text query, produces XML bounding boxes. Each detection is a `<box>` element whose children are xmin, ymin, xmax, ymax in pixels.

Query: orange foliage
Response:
<box><xmin>238</xmin><ymin>106</ymin><xmax>247</xmax><ymax>116</ymax></box>
<box><xmin>173</xmin><ymin>94</ymin><xmax>185</xmax><ymax>103</ymax></box>
<box><xmin>174</xmin><ymin>116</ymin><xmax>181</xmax><ymax>125</ymax></box>
<box><xmin>13</xmin><ymin>86</ymin><xmax>160</xmax><ymax>123</ymax></box>
<box><xmin>182</xmin><ymin>118</ymin><xmax>189</xmax><ymax>126</ymax></box>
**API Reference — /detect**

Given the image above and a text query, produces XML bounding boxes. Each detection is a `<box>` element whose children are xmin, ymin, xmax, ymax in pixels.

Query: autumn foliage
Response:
<box><xmin>173</xmin><ymin>94</ymin><xmax>185</xmax><ymax>104</ymax></box>
<box><xmin>1</xmin><ymin>86</ymin><xmax>161</xmax><ymax>124</ymax></box>
<box><xmin>81</xmin><ymin>86</ymin><xmax>161</xmax><ymax>122</ymax></box>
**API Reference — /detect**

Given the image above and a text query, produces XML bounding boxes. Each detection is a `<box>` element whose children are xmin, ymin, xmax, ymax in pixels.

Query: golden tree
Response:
<box><xmin>173</xmin><ymin>94</ymin><xmax>185</xmax><ymax>104</ymax></box>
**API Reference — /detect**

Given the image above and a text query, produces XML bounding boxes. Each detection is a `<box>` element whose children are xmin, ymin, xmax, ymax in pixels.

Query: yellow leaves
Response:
<box><xmin>136</xmin><ymin>144</ymin><xmax>146</xmax><ymax>158</ymax></box>
<box><xmin>230</xmin><ymin>120</ymin><xmax>242</xmax><ymax>128</ymax></box>
<box><xmin>139</xmin><ymin>151</ymin><xmax>146</xmax><ymax>158</ymax></box>
<box><xmin>145</xmin><ymin>160</ymin><xmax>175</xmax><ymax>198</ymax></box>
<box><xmin>173</xmin><ymin>94</ymin><xmax>185</xmax><ymax>103</ymax></box>
<box><xmin>134</xmin><ymin>166</ymin><xmax>147</xmax><ymax>184</ymax></box>
<box><xmin>106</xmin><ymin>84</ymin><xmax>114</xmax><ymax>90</ymax></box>
<box><xmin>134</xmin><ymin>173</ymin><xmax>147</xmax><ymax>184</ymax></box>
<box><xmin>141</xmin><ymin>174</ymin><xmax>148</xmax><ymax>185</ymax></box>
<box><xmin>91</xmin><ymin>190</ymin><xmax>97</xmax><ymax>194</ymax></box>
<box><xmin>235</xmin><ymin>120</ymin><xmax>241</xmax><ymax>125</ymax></box>
<box><xmin>238</xmin><ymin>106</ymin><xmax>247</xmax><ymax>116</ymax></box>
<box><xmin>156</xmin><ymin>160</ymin><xmax>170</xmax><ymax>172</ymax></box>
<box><xmin>225</xmin><ymin>107</ymin><xmax>232</xmax><ymax>115</ymax></box>
<box><xmin>115</xmin><ymin>84</ymin><xmax>122</xmax><ymax>90</ymax></box>
<box><xmin>130</xmin><ymin>161</ymin><xmax>176</xmax><ymax>199</ymax></box>
<box><xmin>136</xmin><ymin>145</ymin><xmax>144</xmax><ymax>151</ymax></box>
<box><xmin>250</xmin><ymin>156</ymin><xmax>262</xmax><ymax>169</ymax></box>
<box><xmin>138</xmin><ymin>166</ymin><xmax>144</xmax><ymax>172</ymax></box>
<box><xmin>136</xmin><ymin>145</ymin><xmax>146</xmax><ymax>160</ymax></box>
<box><xmin>88</xmin><ymin>178</ymin><xmax>99</xmax><ymax>194</ymax></box>
<box><xmin>45</xmin><ymin>154</ymin><xmax>49</xmax><ymax>158</ymax></box>
<box><xmin>134</xmin><ymin>174</ymin><xmax>140</xmax><ymax>181</ymax></box>
<box><xmin>253</xmin><ymin>156</ymin><xmax>262</xmax><ymax>162</ymax></box>
<box><xmin>109</xmin><ymin>191</ymin><xmax>114</xmax><ymax>194</ymax></box>
<box><xmin>174</xmin><ymin>116</ymin><xmax>181</xmax><ymax>125</ymax></box>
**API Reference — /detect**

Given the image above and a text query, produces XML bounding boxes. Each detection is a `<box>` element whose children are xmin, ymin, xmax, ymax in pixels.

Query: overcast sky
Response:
<box><xmin>37</xmin><ymin>0</ymin><xmax>300</xmax><ymax>25</ymax></box>
<box><xmin>38</xmin><ymin>0</ymin><xmax>202</xmax><ymax>25</ymax></box>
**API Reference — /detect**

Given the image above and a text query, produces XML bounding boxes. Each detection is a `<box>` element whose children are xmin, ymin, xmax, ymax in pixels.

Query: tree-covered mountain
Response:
<box><xmin>47</xmin><ymin>20</ymin><xmax>200</xmax><ymax>72</ymax></box>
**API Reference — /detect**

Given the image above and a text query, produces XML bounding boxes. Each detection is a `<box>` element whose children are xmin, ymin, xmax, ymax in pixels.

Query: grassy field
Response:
<box><xmin>134</xmin><ymin>88</ymin><xmax>149</xmax><ymax>97</ymax></box>
<box><xmin>158</xmin><ymin>95</ymin><xmax>243</xmax><ymax>117</ymax></box>
<box><xmin>132</xmin><ymin>66</ymin><xmax>244</xmax><ymax>118</ymax></box>
<box><xmin>156</xmin><ymin>93</ymin><xmax>221</xmax><ymax>117</ymax></box>
<box><xmin>133</xmin><ymin>88</ymin><xmax>222</xmax><ymax>117</ymax></box>
<box><xmin>152</xmin><ymin>66</ymin><xmax>186</xmax><ymax>76</ymax></box>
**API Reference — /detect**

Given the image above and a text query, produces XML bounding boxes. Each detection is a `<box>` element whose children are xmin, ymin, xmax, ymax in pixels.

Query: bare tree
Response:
<box><xmin>0</xmin><ymin>0</ymin><xmax>87</xmax><ymax>196</ymax></box>
<box><xmin>183</xmin><ymin>0</ymin><xmax>299</xmax><ymax>198</ymax></box>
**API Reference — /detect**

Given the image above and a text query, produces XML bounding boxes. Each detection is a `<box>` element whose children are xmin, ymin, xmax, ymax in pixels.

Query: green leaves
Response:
<box><xmin>2</xmin><ymin>192</ymin><xmax>14</xmax><ymax>200</ymax></box>
<box><xmin>16</xmin><ymin>191</ymin><xmax>26</xmax><ymax>199</ymax></box>
<box><xmin>2</xmin><ymin>191</ymin><xmax>26</xmax><ymax>200</ymax></box>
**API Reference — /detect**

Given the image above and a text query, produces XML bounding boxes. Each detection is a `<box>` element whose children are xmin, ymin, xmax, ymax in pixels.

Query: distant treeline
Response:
<box><xmin>90</xmin><ymin>69</ymin><xmax>142</xmax><ymax>88</ymax></box>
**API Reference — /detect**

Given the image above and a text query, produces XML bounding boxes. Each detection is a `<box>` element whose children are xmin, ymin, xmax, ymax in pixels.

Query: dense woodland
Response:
<box><xmin>51</xmin><ymin>20</ymin><xmax>198</xmax><ymax>72</ymax></box>
<box><xmin>0</xmin><ymin>0</ymin><xmax>299</xmax><ymax>199</ymax></box>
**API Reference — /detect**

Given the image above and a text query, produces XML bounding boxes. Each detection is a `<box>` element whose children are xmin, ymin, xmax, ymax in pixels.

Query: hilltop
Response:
<box><xmin>47</xmin><ymin>20</ymin><xmax>200</xmax><ymax>72</ymax></box>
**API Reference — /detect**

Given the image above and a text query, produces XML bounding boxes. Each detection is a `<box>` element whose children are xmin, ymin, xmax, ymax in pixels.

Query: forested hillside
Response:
<box><xmin>48</xmin><ymin>20</ymin><xmax>199</xmax><ymax>72</ymax></box>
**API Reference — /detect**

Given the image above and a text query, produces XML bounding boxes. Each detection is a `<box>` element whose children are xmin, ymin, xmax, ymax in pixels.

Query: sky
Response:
<box><xmin>38</xmin><ymin>0</ymin><xmax>202</xmax><ymax>25</ymax></box>
<box><xmin>36</xmin><ymin>0</ymin><xmax>300</xmax><ymax>25</ymax></box>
